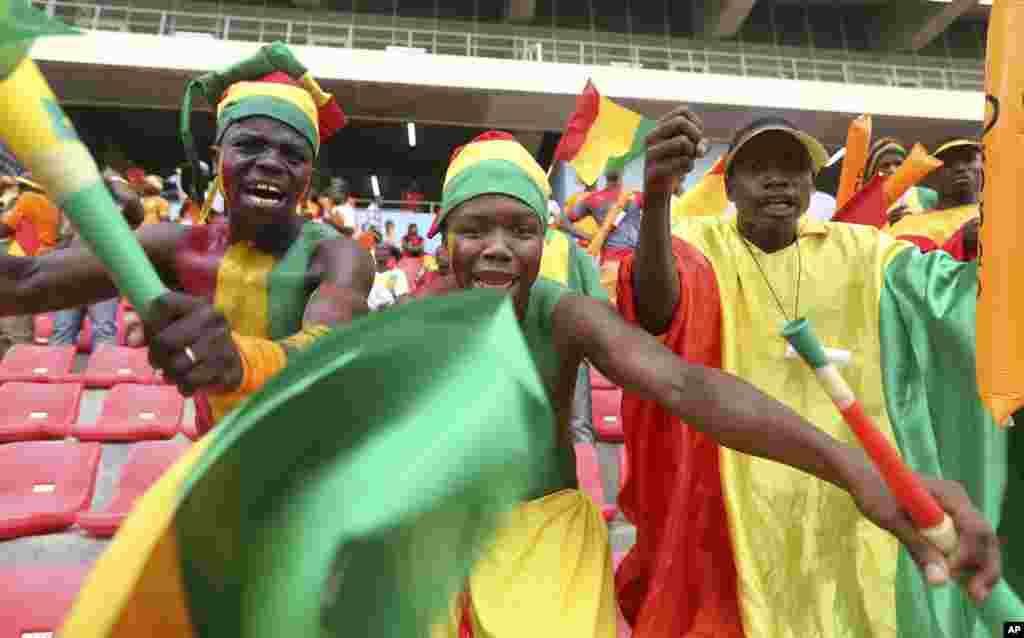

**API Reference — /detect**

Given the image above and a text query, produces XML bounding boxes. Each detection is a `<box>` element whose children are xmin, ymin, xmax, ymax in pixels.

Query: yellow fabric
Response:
<box><xmin>209</xmin><ymin>333</ymin><xmax>290</xmax><ymax>417</ymax></box>
<box><xmin>672</xmin><ymin>215</ymin><xmax>913</xmax><ymax>638</ymax></box>
<box><xmin>443</xmin><ymin>139</ymin><xmax>551</xmax><ymax>200</ymax></box>
<box><xmin>209</xmin><ymin>241</ymin><xmax>276</xmax><ymax>421</ymax></box>
<box><xmin>539</xmin><ymin>229</ymin><xmax>571</xmax><ymax>286</ymax></box>
<box><xmin>885</xmin><ymin>204</ymin><xmax>979</xmax><ymax>245</ymax></box>
<box><xmin>60</xmin><ymin>436</ymin><xmax>215</xmax><ymax>638</ymax></box>
<box><xmin>279</xmin><ymin>323</ymin><xmax>331</xmax><ymax>352</ymax></box>
<box><xmin>299</xmin><ymin>71</ymin><xmax>331</xmax><ymax>107</ymax></box>
<box><xmin>6</xmin><ymin>240</ymin><xmax>24</xmax><ymax>256</ymax></box>
<box><xmin>978</xmin><ymin>0</ymin><xmax>1024</xmax><ymax>424</ymax></box>
<box><xmin>213</xmin><ymin>241</ymin><xmax>275</xmax><ymax>338</ymax></box>
<box><xmin>218</xmin><ymin>81</ymin><xmax>318</xmax><ymax>137</ymax></box>
<box><xmin>431</xmin><ymin>489</ymin><xmax>617</xmax><ymax>638</ymax></box>
<box><xmin>670</xmin><ymin>160</ymin><xmax>729</xmax><ymax>224</ymax></box>
<box><xmin>570</xmin><ymin>95</ymin><xmax>643</xmax><ymax>186</ymax></box>
<box><xmin>890</xmin><ymin>186</ymin><xmax>928</xmax><ymax>214</ymax></box>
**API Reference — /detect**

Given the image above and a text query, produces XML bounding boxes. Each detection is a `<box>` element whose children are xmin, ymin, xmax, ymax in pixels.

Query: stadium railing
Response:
<box><xmin>32</xmin><ymin>0</ymin><xmax>985</xmax><ymax>93</ymax></box>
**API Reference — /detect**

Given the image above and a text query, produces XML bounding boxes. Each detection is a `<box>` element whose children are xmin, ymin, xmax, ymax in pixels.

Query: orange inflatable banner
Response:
<box><xmin>836</xmin><ymin>115</ymin><xmax>872</xmax><ymax>209</ymax></box>
<box><xmin>977</xmin><ymin>0</ymin><xmax>1024</xmax><ymax>425</ymax></box>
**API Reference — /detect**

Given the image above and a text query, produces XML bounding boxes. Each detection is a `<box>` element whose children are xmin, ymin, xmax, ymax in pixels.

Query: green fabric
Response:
<box><xmin>216</xmin><ymin>94</ymin><xmax>319</xmax><ymax>155</ymax></box>
<box><xmin>173</xmin><ymin>289</ymin><xmax>556</xmax><ymax>638</ymax></box>
<box><xmin>440</xmin><ymin>158</ymin><xmax>547</xmax><ymax>230</ymax></box>
<box><xmin>914</xmin><ymin>186</ymin><xmax>939</xmax><ymax>211</ymax></box>
<box><xmin>0</xmin><ymin>1</ymin><xmax>77</xmax><ymax>78</ymax></box>
<box><xmin>267</xmin><ymin>221</ymin><xmax>340</xmax><ymax>339</ymax></box>
<box><xmin>62</xmin><ymin>181</ymin><xmax>167</xmax><ymax>319</ymax></box>
<box><xmin>879</xmin><ymin>247</ymin><xmax>1023</xmax><ymax>637</ymax></box>
<box><xmin>605</xmin><ymin>116</ymin><xmax>657</xmax><ymax>175</ymax></box>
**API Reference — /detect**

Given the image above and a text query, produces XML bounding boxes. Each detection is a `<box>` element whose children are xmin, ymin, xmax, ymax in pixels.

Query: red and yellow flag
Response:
<box><xmin>553</xmin><ymin>80</ymin><xmax>656</xmax><ymax>186</ymax></box>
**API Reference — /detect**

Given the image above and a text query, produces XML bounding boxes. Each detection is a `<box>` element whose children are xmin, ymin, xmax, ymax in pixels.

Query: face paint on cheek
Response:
<box><xmin>446</xmin><ymin>228</ymin><xmax>468</xmax><ymax>288</ymax></box>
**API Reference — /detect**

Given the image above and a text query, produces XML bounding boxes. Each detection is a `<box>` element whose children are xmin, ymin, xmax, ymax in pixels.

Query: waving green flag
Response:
<box><xmin>62</xmin><ymin>290</ymin><xmax>556</xmax><ymax>638</ymax></box>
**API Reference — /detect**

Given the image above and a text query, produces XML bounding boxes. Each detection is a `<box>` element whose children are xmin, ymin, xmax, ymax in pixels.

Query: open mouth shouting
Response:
<box><xmin>473</xmin><ymin>270</ymin><xmax>519</xmax><ymax>291</ymax></box>
<box><xmin>241</xmin><ymin>181</ymin><xmax>289</xmax><ymax>209</ymax></box>
<box><xmin>759</xmin><ymin>195</ymin><xmax>799</xmax><ymax>216</ymax></box>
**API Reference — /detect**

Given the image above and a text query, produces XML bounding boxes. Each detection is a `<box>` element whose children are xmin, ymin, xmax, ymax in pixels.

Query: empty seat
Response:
<box><xmin>592</xmin><ymin>388</ymin><xmax>624</xmax><ymax>442</ymax></box>
<box><xmin>0</xmin><ymin>344</ymin><xmax>76</xmax><ymax>383</ymax></box>
<box><xmin>0</xmin><ymin>565</ymin><xmax>92</xmax><ymax>638</ymax></box>
<box><xmin>589</xmin><ymin>364</ymin><xmax>616</xmax><ymax>390</ymax></box>
<box><xmin>33</xmin><ymin>313</ymin><xmax>53</xmax><ymax>345</ymax></box>
<box><xmin>72</xmin><ymin>384</ymin><xmax>184</xmax><ymax>442</ymax></box>
<box><xmin>78</xmin><ymin>440</ymin><xmax>190</xmax><ymax>537</ymax></box>
<box><xmin>0</xmin><ymin>382</ymin><xmax>84</xmax><ymax>442</ymax></box>
<box><xmin>79</xmin><ymin>344</ymin><xmax>156</xmax><ymax>388</ymax></box>
<box><xmin>574</xmin><ymin>443</ymin><xmax>617</xmax><ymax>522</ymax></box>
<box><xmin>0</xmin><ymin>441</ymin><xmax>101</xmax><ymax>539</ymax></box>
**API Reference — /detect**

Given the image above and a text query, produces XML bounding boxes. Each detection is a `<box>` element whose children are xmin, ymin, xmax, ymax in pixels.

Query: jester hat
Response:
<box><xmin>179</xmin><ymin>42</ymin><xmax>346</xmax><ymax>201</ymax></box>
<box><xmin>428</xmin><ymin>131</ymin><xmax>551</xmax><ymax>238</ymax></box>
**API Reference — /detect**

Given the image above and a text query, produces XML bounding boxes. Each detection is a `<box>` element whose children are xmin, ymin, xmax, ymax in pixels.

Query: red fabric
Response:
<box><xmin>830</xmin><ymin>175</ymin><xmax>888</xmax><ymax>228</ymax></box>
<box><xmin>939</xmin><ymin>223</ymin><xmax>977</xmax><ymax>262</ymax></box>
<box><xmin>397</xmin><ymin>256</ymin><xmax>423</xmax><ymax>292</ymax></box>
<box><xmin>0</xmin><ymin>441</ymin><xmax>101</xmax><ymax>539</ymax></box>
<box><xmin>615</xmin><ymin>238</ymin><xmax>745</xmax><ymax>638</ymax></box>
<box><xmin>0</xmin><ymin>382</ymin><xmax>84</xmax><ymax>442</ymax></box>
<box><xmin>401</xmin><ymin>192</ymin><xmax>426</xmax><ymax>212</ymax></box>
<box><xmin>601</xmin><ymin>246</ymin><xmax>634</xmax><ymax>265</ymax></box>
<box><xmin>13</xmin><ymin>214</ymin><xmax>40</xmax><ymax>256</ymax></box>
<box><xmin>552</xmin><ymin>80</ymin><xmax>602</xmax><ymax>162</ymax></box>
<box><xmin>72</xmin><ymin>384</ymin><xmax>184</xmax><ymax>442</ymax></box>
<box><xmin>317</xmin><ymin>95</ymin><xmax>347</xmax><ymax>141</ymax></box>
<box><xmin>77</xmin><ymin>440</ymin><xmax>190</xmax><ymax>537</ymax></box>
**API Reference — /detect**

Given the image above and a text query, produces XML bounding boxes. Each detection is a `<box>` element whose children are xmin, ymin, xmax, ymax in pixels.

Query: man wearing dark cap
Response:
<box><xmin>619</xmin><ymin>110</ymin><xmax>1017</xmax><ymax>638</ymax></box>
<box><xmin>889</xmin><ymin>138</ymin><xmax>983</xmax><ymax>260</ymax></box>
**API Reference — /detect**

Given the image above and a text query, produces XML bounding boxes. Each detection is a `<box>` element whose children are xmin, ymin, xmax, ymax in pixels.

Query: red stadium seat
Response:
<box><xmin>0</xmin><ymin>382</ymin><xmax>84</xmax><ymax>442</ymax></box>
<box><xmin>72</xmin><ymin>384</ymin><xmax>184</xmax><ymax>442</ymax></box>
<box><xmin>589</xmin><ymin>364</ymin><xmax>616</xmax><ymax>390</ymax></box>
<box><xmin>619</xmin><ymin>445</ymin><xmax>629</xmax><ymax>491</ymax></box>
<box><xmin>0</xmin><ymin>344</ymin><xmax>76</xmax><ymax>383</ymax></box>
<box><xmin>79</xmin><ymin>344</ymin><xmax>157</xmax><ymax>388</ymax></box>
<box><xmin>574</xmin><ymin>443</ymin><xmax>617</xmax><ymax>522</ymax></box>
<box><xmin>77</xmin><ymin>440</ymin><xmax>190</xmax><ymax>537</ymax></box>
<box><xmin>33</xmin><ymin>313</ymin><xmax>53</xmax><ymax>345</ymax></box>
<box><xmin>0</xmin><ymin>441</ymin><xmax>101</xmax><ymax>539</ymax></box>
<box><xmin>0</xmin><ymin>565</ymin><xmax>92</xmax><ymax>638</ymax></box>
<box><xmin>592</xmin><ymin>388</ymin><xmax>624</xmax><ymax>442</ymax></box>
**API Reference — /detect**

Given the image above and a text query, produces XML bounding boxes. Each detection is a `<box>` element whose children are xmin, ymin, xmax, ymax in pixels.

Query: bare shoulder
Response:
<box><xmin>311</xmin><ymin>236</ymin><xmax>375</xmax><ymax>293</ymax></box>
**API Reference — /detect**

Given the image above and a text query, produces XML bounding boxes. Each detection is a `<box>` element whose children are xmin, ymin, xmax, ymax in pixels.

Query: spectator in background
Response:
<box><xmin>367</xmin><ymin>244</ymin><xmax>410</xmax><ymax>310</ymax></box>
<box><xmin>140</xmin><ymin>175</ymin><xmax>170</xmax><ymax>226</ymax></box>
<box><xmin>415</xmin><ymin>244</ymin><xmax>451</xmax><ymax>297</ymax></box>
<box><xmin>402</xmin><ymin>179</ymin><xmax>426</xmax><ymax>212</ymax></box>
<box><xmin>865</xmin><ymin>138</ymin><xmax>939</xmax><ymax>225</ymax></box>
<box><xmin>0</xmin><ymin>174</ymin><xmax>60</xmax><ymax>357</ymax></box>
<box><xmin>327</xmin><ymin>178</ymin><xmax>357</xmax><ymax>232</ymax></box>
<box><xmin>401</xmin><ymin>222</ymin><xmax>424</xmax><ymax>257</ymax></box>
<box><xmin>383</xmin><ymin>219</ymin><xmax>399</xmax><ymax>250</ymax></box>
<box><xmin>51</xmin><ymin>175</ymin><xmax>145</xmax><ymax>351</ymax></box>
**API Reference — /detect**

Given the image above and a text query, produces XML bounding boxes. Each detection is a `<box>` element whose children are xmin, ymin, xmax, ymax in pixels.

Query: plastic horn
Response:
<box><xmin>0</xmin><ymin>49</ymin><xmax>167</xmax><ymax>318</ymax></box>
<box><xmin>882</xmin><ymin>144</ymin><xmax>943</xmax><ymax>208</ymax></box>
<box><xmin>836</xmin><ymin>115</ymin><xmax>872</xmax><ymax>209</ymax></box>
<box><xmin>781</xmin><ymin>318</ymin><xmax>958</xmax><ymax>554</ymax></box>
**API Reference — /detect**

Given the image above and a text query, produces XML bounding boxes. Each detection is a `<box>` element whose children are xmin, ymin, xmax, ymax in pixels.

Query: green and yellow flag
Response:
<box><xmin>62</xmin><ymin>290</ymin><xmax>556</xmax><ymax>637</ymax></box>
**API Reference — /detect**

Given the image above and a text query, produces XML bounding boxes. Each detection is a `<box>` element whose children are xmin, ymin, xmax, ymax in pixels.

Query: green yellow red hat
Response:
<box><xmin>179</xmin><ymin>42</ymin><xmax>346</xmax><ymax>201</ymax></box>
<box><xmin>429</xmin><ymin>131</ymin><xmax>551</xmax><ymax>238</ymax></box>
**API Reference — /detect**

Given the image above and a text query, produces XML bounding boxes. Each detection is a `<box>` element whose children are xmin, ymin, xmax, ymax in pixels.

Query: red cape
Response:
<box><xmin>615</xmin><ymin>238</ymin><xmax>746</xmax><ymax>638</ymax></box>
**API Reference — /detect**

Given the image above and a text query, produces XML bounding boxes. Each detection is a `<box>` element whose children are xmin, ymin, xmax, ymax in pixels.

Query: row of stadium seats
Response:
<box><xmin>0</xmin><ymin>440</ymin><xmax>189</xmax><ymax>540</ymax></box>
<box><xmin>0</xmin><ymin>382</ymin><xmax>195</xmax><ymax>442</ymax></box>
<box><xmin>0</xmin><ymin>344</ymin><xmax>160</xmax><ymax>386</ymax></box>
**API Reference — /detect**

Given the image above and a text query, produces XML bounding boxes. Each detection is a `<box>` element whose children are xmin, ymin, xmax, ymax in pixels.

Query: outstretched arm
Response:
<box><xmin>0</xmin><ymin>222</ymin><xmax>184</xmax><ymax>316</ymax></box>
<box><xmin>557</xmin><ymin>292</ymin><xmax>1002</xmax><ymax>600</ymax></box>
